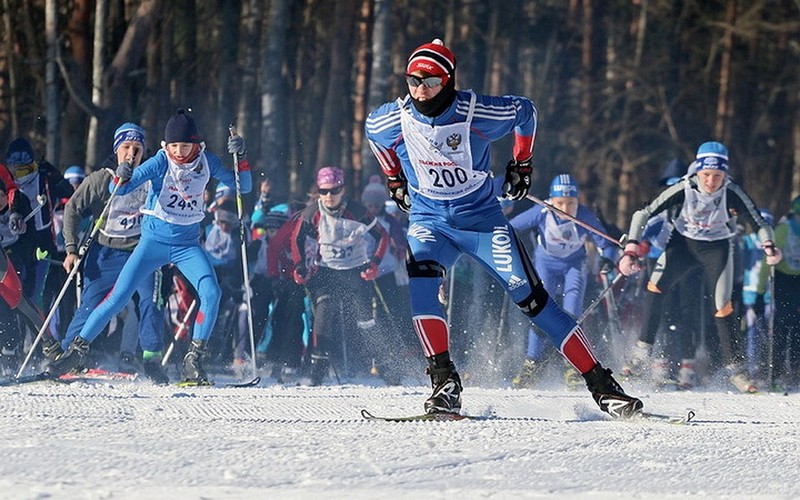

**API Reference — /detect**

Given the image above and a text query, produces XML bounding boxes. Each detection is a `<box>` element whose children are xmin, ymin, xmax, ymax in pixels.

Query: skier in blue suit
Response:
<box><xmin>509</xmin><ymin>174</ymin><xmax>619</xmax><ymax>387</ymax></box>
<box><xmin>365</xmin><ymin>38</ymin><xmax>641</xmax><ymax>418</ymax></box>
<box><xmin>52</xmin><ymin>109</ymin><xmax>252</xmax><ymax>383</ymax></box>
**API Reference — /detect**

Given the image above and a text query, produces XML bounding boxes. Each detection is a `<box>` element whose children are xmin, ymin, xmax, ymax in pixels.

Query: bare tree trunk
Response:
<box><xmin>1</xmin><ymin>0</ymin><xmax>18</xmax><ymax>137</ymax></box>
<box><xmin>45</xmin><ymin>0</ymin><xmax>59</xmax><ymax>163</ymax></box>
<box><xmin>86</xmin><ymin>0</ymin><xmax>107</xmax><ymax>168</ymax></box>
<box><xmin>714</xmin><ymin>0</ymin><xmax>736</xmax><ymax>143</ymax></box>
<box><xmin>61</xmin><ymin>0</ymin><xmax>91</xmax><ymax>166</ymax></box>
<box><xmin>610</xmin><ymin>0</ymin><xmax>649</xmax><ymax>227</ymax></box>
<box><xmin>316</xmin><ymin>0</ymin><xmax>356</xmax><ymax>172</ymax></box>
<box><xmin>484</xmin><ymin>3</ymin><xmax>501</xmax><ymax>95</ymax></box>
<box><xmin>794</xmin><ymin>86</ymin><xmax>800</xmax><ymax>200</ymax></box>
<box><xmin>237</xmin><ymin>0</ymin><xmax>262</xmax><ymax>168</ymax></box>
<box><xmin>172</xmin><ymin>0</ymin><xmax>197</xmax><ymax>108</ymax></box>
<box><xmin>361</xmin><ymin>0</ymin><xmax>391</xmax><ymax>180</ymax></box>
<box><xmin>260</xmin><ymin>0</ymin><xmax>291</xmax><ymax>200</ymax></box>
<box><xmin>217</xmin><ymin>0</ymin><xmax>241</xmax><ymax>143</ymax></box>
<box><xmin>139</xmin><ymin>4</ymin><xmax>164</xmax><ymax>143</ymax></box>
<box><xmin>99</xmin><ymin>0</ymin><xmax>159</xmax><ymax>155</ymax></box>
<box><xmin>350</xmin><ymin>0</ymin><xmax>373</xmax><ymax>191</ymax></box>
<box><xmin>579</xmin><ymin>0</ymin><xmax>593</xmax><ymax>130</ymax></box>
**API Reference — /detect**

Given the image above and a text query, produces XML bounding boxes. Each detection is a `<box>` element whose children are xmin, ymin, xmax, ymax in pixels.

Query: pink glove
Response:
<box><xmin>617</xmin><ymin>242</ymin><xmax>643</xmax><ymax>276</ymax></box>
<box><xmin>763</xmin><ymin>241</ymin><xmax>783</xmax><ymax>266</ymax></box>
<box><xmin>360</xmin><ymin>261</ymin><xmax>379</xmax><ymax>281</ymax></box>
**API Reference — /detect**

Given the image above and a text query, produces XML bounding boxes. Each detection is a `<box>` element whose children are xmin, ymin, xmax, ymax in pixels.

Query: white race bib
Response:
<box><xmin>399</xmin><ymin>92</ymin><xmax>487</xmax><ymax>200</ymax></box>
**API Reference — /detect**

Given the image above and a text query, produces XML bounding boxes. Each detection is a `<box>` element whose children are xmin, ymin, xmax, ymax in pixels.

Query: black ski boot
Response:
<box><xmin>51</xmin><ymin>337</ymin><xmax>91</xmax><ymax>376</ymax></box>
<box><xmin>181</xmin><ymin>340</ymin><xmax>209</xmax><ymax>383</ymax></box>
<box><xmin>310</xmin><ymin>352</ymin><xmax>330</xmax><ymax>386</ymax></box>
<box><xmin>424</xmin><ymin>352</ymin><xmax>462</xmax><ymax>414</ymax></box>
<box><xmin>119</xmin><ymin>351</ymin><xmax>138</xmax><ymax>374</ymax></box>
<box><xmin>143</xmin><ymin>354</ymin><xmax>170</xmax><ymax>385</ymax></box>
<box><xmin>40</xmin><ymin>335</ymin><xmax>63</xmax><ymax>362</ymax></box>
<box><xmin>583</xmin><ymin>364</ymin><xmax>643</xmax><ymax>419</ymax></box>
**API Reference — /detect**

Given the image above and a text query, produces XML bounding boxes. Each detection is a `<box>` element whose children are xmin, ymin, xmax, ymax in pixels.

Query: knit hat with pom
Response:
<box><xmin>406</xmin><ymin>38</ymin><xmax>456</xmax><ymax>86</ymax></box>
<box><xmin>361</xmin><ymin>175</ymin><xmax>388</xmax><ymax>205</ymax></box>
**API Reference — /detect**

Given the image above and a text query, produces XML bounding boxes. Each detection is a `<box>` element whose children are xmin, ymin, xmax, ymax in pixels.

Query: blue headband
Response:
<box><xmin>694</xmin><ymin>155</ymin><xmax>728</xmax><ymax>173</ymax></box>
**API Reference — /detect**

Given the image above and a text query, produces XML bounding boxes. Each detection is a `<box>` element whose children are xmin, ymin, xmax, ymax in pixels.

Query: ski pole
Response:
<box><xmin>35</xmin><ymin>248</ymin><xmax>63</xmax><ymax>267</ymax></box>
<box><xmin>577</xmin><ymin>272</ymin><xmax>624</xmax><ymax>325</ymax></box>
<box><xmin>23</xmin><ymin>194</ymin><xmax>47</xmax><ymax>223</ymax></box>
<box><xmin>228</xmin><ymin>124</ymin><xmax>257</xmax><ymax>379</ymax></box>
<box><xmin>162</xmin><ymin>298</ymin><xmax>198</xmax><ymax>367</ymax></box>
<box><xmin>766</xmin><ymin>265</ymin><xmax>776</xmax><ymax>392</ymax></box>
<box><xmin>372</xmin><ymin>280</ymin><xmax>393</xmax><ymax>320</ymax></box>
<box><xmin>526</xmin><ymin>194</ymin><xmax>627</xmax><ymax>248</ymax></box>
<box><xmin>16</xmin><ymin>180</ymin><xmax>123</xmax><ymax>378</ymax></box>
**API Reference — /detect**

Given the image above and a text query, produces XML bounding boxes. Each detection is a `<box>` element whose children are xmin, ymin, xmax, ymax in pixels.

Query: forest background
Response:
<box><xmin>1</xmin><ymin>0</ymin><xmax>799</xmax><ymax>229</ymax></box>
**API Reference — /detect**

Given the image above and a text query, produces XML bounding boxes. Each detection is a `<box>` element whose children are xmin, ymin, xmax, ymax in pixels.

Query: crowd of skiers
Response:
<box><xmin>1</xmin><ymin>38</ymin><xmax>799</xmax><ymax>420</ymax></box>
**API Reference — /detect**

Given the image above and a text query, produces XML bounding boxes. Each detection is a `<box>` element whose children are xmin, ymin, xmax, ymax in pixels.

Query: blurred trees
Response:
<box><xmin>0</xmin><ymin>0</ymin><xmax>798</xmax><ymax>222</ymax></box>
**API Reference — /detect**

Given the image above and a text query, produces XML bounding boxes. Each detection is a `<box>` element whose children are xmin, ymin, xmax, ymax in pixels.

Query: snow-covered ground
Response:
<box><xmin>1</xmin><ymin>373</ymin><xmax>798</xmax><ymax>499</ymax></box>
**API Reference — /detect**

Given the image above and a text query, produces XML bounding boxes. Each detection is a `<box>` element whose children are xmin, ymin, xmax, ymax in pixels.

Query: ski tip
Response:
<box><xmin>636</xmin><ymin>410</ymin><xmax>696</xmax><ymax>424</ymax></box>
<box><xmin>224</xmin><ymin>376</ymin><xmax>261</xmax><ymax>388</ymax></box>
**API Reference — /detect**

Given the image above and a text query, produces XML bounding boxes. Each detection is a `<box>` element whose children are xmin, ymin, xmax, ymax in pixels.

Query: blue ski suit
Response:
<box><xmin>366</xmin><ymin>90</ymin><xmax>598</xmax><ymax>373</ymax></box>
<box><xmin>74</xmin><ymin>148</ymin><xmax>251</xmax><ymax>345</ymax></box>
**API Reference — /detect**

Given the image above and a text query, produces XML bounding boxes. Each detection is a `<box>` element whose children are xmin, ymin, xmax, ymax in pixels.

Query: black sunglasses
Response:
<box><xmin>405</xmin><ymin>74</ymin><xmax>444</xmax><ymax>88</ymax></box>
<box><xmin>318</xmin><ymin>186</ymin><xmax>344</xmax><ymax>195</ymax></box>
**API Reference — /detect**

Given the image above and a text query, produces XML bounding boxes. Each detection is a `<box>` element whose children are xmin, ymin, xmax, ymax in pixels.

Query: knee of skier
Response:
<box><xmin>406</xmin><ymin>259</ymin><xmax>446</xmax><ymax>279</ymax></box>
<box><xmin>515</xmin><ymin>282</ymin><xmax>549</xmax><ymax>318</ymax></box>
<box><xmin>195</xmin><ymin>275</ymin><xmax>221</xmax><ymax>308</ymax></box>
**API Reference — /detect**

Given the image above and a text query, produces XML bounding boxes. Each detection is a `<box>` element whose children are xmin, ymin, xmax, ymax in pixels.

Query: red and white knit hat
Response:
<box><xmin>406</xmin><ymin>39</ymin><xmax>456</xmax><ymax>85</ymax></box>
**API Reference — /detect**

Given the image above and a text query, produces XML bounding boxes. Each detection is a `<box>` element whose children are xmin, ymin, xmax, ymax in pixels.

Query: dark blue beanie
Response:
<box><xmin>5</xmin><ymin>137</ymin><xmax>34</xmax><ymax>165</ymax></box>
<box><xmin>164</xmin><ymin>108</ymin><xmax>201</xmax><ymax>144</ymax></box>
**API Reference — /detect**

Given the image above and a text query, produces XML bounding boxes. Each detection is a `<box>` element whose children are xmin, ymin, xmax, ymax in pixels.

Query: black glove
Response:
<box><xmin>599</xmin><ymin>257</ymin><xmax>615</xmax><ymax>274</ymax></box>
<box><xmin>116</xmin><ymin>161</ymin><xmax>133</xmax><ymax>183</ymax></box>
<box><xmin>502</xmin><ymin>158</ymin><xmax>532</xmax><ymax>201</ymax></box>
<box><xmin>227</xmin><ymin>135</ymin><xmax>247</xmax><ymax>160</ymax></box>
<box><xmin>8</xmin><ymin>212</ymin><xmax>26</xmax><ymax>235</ymax></box>
<box><xmin>386</xmin><ymin>172</ymin><xmax>411</xmax><ymax>213</ymax></box>
<box><xmin>38</xmin><ymin>160</ymin><xmax>57</xmax><ymax>178</ymax></box>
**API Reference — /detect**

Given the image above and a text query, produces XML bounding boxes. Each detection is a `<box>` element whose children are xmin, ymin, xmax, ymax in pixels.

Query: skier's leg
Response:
<box><xmin>172</xmin><ymin>245</ymin><xmax>220</xmax><ymax>383</ymax></box>
<box><xmin>467</xmin><ymin>223</ymin><xmax>641</xmax><ymax>418</ymax></box>
<box><xmin>52</xmin><ymin>241</ymin><xmax>167</xmax><ymax>374</ymax></box>
<box><xmin>406</xmin><ymin>224</ymin><xmax>461</xmax><ymax>413</ymax></box>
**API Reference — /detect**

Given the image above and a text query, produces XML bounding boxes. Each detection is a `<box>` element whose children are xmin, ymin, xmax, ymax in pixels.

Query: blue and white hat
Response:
<box><xmin>113</xmin><ymin>122</ymin><xmax>146</xmax><ymax>153</ymax></box>
<box><xmin>692</xmin><ymin>141</ymin><xmax>729</xmax><ymax>173</ymax></box>
<box><xmin>64</xmin><ymin>166</ymin><xmax>86</xmax><ymax>183</ymax></box>
<box><xmin>549</xmin><ymin>174</ymin><xmax>579</xmax><ymax>198</ymax></box>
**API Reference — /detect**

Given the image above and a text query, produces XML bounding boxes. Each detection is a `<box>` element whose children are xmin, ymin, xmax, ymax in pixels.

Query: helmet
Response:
<box><xmin>549</xmin><ymin>174</ymin><xmax>579</xmax><ymax>198</ymax></box>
